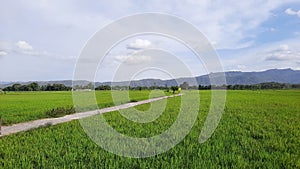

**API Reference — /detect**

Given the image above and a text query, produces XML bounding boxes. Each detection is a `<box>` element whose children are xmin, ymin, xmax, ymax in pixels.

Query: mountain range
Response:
<box><xmin>1</xmin><ymin>68</ymin><xmax>299</xmax><ymax>88</ymax></box>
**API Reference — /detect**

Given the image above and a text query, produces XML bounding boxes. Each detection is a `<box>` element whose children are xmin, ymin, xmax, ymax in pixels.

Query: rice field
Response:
<box><xmin>0</xmin><ymin>90</ymin><xmax>299</xmax><ymax>168</ymax></box>
<box><xmin>0</xmin><ymin>90</ymin><xmax>164</xmax><ymax>125</ymax></box>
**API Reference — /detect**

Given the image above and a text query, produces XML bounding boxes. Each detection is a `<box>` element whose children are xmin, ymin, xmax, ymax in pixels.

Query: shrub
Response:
<box><xmin>130</xmin><ymin>99</ymin><xmax>138</xmax><ymax>102</ymax></box>
<box><xmin>45</xmin><ymin>106</ymin><xmax>75</xmax><ymax>118</ymax></box>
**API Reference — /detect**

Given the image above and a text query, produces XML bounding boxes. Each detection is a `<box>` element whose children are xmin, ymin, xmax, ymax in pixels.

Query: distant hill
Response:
<box><xmin>1</xmin><ymin>68</ymin><xmax>299</xmax><ymax>88</ymax></box>
<box><xmin>99</xmin><ymin>68</ymin><xmax>300</xmax><ymax>87</ymax></box>
<box><xmin>224</xmin><ymin>68</ymin><xmax>300</xmax><ymax>85</ymax></box>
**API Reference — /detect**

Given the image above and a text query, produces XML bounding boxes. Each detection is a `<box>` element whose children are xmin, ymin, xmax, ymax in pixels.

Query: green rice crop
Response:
<box><xmin>0</xmin><ymin>90</ymin><xmax>299</xmax><ymax>168</ymax></box>
<box><xmin>0</xmin><ymin>90</ymin><xmax>164</xmax><ymax>125</ymax></box>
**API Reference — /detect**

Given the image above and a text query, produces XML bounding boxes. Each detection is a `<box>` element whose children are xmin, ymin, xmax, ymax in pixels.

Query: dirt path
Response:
<box><xmin>0</xmin><ymin>94</ymin><xmax>181</xmax><ymax>137</ymax></box>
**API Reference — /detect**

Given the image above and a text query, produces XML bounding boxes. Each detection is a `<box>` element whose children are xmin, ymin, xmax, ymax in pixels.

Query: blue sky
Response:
<box><xmin>0</xmin><ymin>0</ymin><xmax>300</xmax><ymax>82</ymax></box>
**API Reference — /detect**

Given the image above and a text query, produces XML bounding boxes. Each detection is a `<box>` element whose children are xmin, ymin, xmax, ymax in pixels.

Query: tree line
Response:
<box><xmin>1</xmin><ymin>82</ymin><xmax>300</xmax><ymax>92</ymax></box>
<box><xmin>1</xmin><ymin>82</ymin><xmax>72</xmax><ymax>91</ymax></box>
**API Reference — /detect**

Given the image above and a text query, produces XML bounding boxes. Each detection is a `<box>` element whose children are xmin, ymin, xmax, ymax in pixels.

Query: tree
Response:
<box><xmin>19</xmin><ymin>85</ymin><xmax>30</xmax><ymax>91</ymax></box>
<box><xmin>42</xmin><ymin>84</ymin><xmax>71</xmax><ymax>91</ymax></box>
<box><xmin>95</xmin><ymin>85</ymin><xmax>111</xmax><ymax>90</ymax></box>
<box><xmin>170</xmin><ymin>86</ymin><xmax>179</xmax><ymax>94</ymax></box>
<box><xmin>180</xmin><ymin>82</ymin><xmax>189</xmax><ymax>90</ymax></box>
<box><xmin>85</xmin><ymin>83</ymin><xmax>94</xmax><ymax>89</ymax></box>
<box><xmin>27</xmin><ymin>82</ymin><xmax>40</xmax><ymax>91</ymax></box>
<box><xmin>198</xmin><ymin>85</ymin><xmax>211</xmax><ymax>90</ymax></box>
<box><xmin>12</xmin><ymin>83</ymin><xmax>22</xmax><ymax>91</ymax></box>
<box><xmin>3</xmin><ymin>86</ymin><xmax>13</xmax><ymax>91</ymax></box>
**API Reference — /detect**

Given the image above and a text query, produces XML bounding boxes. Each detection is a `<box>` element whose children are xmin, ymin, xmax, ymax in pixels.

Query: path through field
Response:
<box><xmin>0</xmin><ymin>94</ymin><xmax>181</xmax><ymax>137</ymax></box>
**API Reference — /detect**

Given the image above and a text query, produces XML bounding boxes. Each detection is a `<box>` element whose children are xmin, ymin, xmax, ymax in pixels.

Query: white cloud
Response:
<box><xmin>264</xmin><ymin>44</ymin><xmax>300</xmax><ymax>61</ymax></box>
<box><xmin>16</xmin><ymin>41</ymin><xmax>33</xmax><ymax>51</ymax></box>
<box><xmin>237</xmin><ymin>65</ymin><xmax>247</xmax><ymax>69</ymax></box>
<box><xmin>279</xmin><ymin>44</ymin><xmax>289</xmax><ymax>51</ymax></box>
<box><xmin>0</xmin><ymin>51</ymin><xmax>8</xmax><ymax>56</ymax></box>
<box><xmin>2</xmin><ymin>1</ymin><xmax>300</xmax><ymax>81</ymax></box>
<box><xmin>20</xmin><ymin>50</ymin><xmax>48</xmax><ymax>57</ymax></box>
<box><xmin>285</xmin><ymin>8</ymin><xmax>297</xmax><ymax>15</ymax></box>
<box><xmin>127</xmin><ymin>39</ymin><xmax>152</xmax><ymax>50</ymax></box>
<box><xmin>221</xmin><ymin>37</ymin><xmax>300</xmax><ymax>72</ymax></box>
<box><xmin>2</xmin><ymin>1</ymin><xmax>299</xmax><ymax>52</ymax></box>
<box><xmin>0</xmin><ymin>41</ymin><xmax>12</xmax><ymax>51</ymax></box>
<box><xmin>285</xmin><ymin>8</ymin><xmax>300</xmax><ymax>17</ymax></box>
<box><xmin>0</xmin><ymin>40</ymin><xmax>75</xmax><ymax>61</ymax></box>
<box><xmin>144</xmin><ymin>0</ymin><xmax>297</xmax><ymax>49</ymax></box>
<box><xmin>15</xmin><ymin>41</ymin><xmax>47</xmax><ymax>56</ymax></box>
<box><xmin>115</xmin><ymin>54</ymin><xmax>151</xmax><ymax>64</ymax></box>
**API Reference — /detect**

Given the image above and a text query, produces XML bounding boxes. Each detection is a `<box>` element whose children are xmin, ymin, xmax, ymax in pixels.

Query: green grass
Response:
<box><xmin>0</xmin><ymin>90</ymin><xmax>299</xmax><ymax>168</ymax></box>
<box><xmin>0</xmin><ymin>90</ymin><xmax>166</xmax><ymax>125</ymax></box>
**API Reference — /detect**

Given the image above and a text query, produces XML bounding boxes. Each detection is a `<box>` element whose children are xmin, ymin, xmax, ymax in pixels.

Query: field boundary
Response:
<box><xmin>0</xmin><ymin>94</ymin><xmax>182</xmax><ymax>137</ymax></box>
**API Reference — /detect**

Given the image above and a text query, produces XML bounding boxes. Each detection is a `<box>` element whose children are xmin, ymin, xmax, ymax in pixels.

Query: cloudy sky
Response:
<box><xmin>0</xmin><ymin>0</ymin><xmax>300</xmax><ymax>82</ymax></box>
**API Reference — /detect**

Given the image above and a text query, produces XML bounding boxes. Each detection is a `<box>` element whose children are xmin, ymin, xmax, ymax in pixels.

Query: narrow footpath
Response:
<box><xmin>0</xmin><ymin>94</ymin><xmax>181</xmax><ymax>137</ymax></box>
